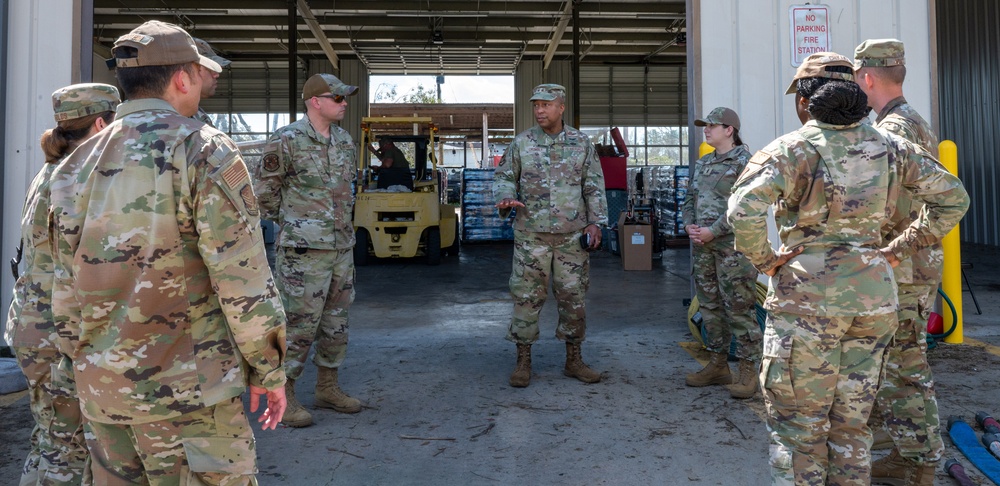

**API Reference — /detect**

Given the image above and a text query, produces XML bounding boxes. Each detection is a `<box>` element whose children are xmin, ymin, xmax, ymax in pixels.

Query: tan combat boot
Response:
<box><xmin>281</xmin><ymin>379</ymin><xmax>313</xmax><ymax>428</ymax></box>
<box><xmin>871</xmin><ymin>448</ymin><xmax>937</xmax><ymax>486</ymax></box>
<box><xmin>315</xmin><ymin>367</ymin><xmax>362</xmax><ymax>413</ymax></box>
<box><xmin>510</xmin><ymin>344</ymin><xmax>532</xmax><ymax>388</ymax></box>
<box><xmin>685</xmin><ymin>351</ymin><xmax>732</xmax><ymax>387</ymax></box>
<box><xmin>564</xmin><ymin>342</ymin><xmax>601</xmax><ymax>383</ymax></box>
<box><xmin>728</xmin><ymin>359</ymin><xmax>759</xmax><ymax>399</ymax></box>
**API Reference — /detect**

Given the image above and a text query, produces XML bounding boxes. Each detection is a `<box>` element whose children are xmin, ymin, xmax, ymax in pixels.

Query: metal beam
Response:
<box><xmin>296</xmin><ymin>0</ymin><xmax>339</xmax><ymax>69</ymax></box>
<box><xmin>542</xmin><ymin>0</ymin><xmax>573</xmax><ymax>70</ymax></box>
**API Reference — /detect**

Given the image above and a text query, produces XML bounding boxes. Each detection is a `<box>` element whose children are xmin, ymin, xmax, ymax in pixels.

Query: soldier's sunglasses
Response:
<box><xmin>315</xmin><ymin>94</ymin><xmax>347</xmax><ymax>103</ymax></box>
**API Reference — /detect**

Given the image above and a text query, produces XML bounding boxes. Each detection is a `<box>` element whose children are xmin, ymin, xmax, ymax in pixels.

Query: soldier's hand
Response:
<box><xmin>765</xmin><ymin>246</ymin><xmax>804</xmax><ymax>277</ymax></box>
<box><xmin>686</xmin><ymin>224</ymin><xmax>701</xmax><ymax>244</ymax></box>
<box><xmin>496</xmin><ymin>198</ymin><xmax>525</xmax><ymax>209</ymax></box>
<box><xmin>585</xmin><ymin>224</ymin><xmax>602</xmax><ymax>250</ymax></box>
<box><xmin>250</xmin><ymin>384</ymin><xmax>286</xmax><ymax>431</ymax></box>
<box><xmin>880</xmin><ymin>248</ymin><xmax>901</xmax><ymax>268</ymax></box>
<box><xmin>698</xmin><ymin>227</ymin><xmax>716</xmax><ymax>244</ymax></box>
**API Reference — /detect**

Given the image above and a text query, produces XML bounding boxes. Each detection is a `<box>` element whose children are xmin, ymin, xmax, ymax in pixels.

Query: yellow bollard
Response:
<box><xmin>938</xmin><ymin>140</ymin><xmax>963</xmax><ymax>343</ymax></box>
<box><xmin>699</xmin><ymin>141</ymin><xmax>713</xmax><ymax>158</ymax></box>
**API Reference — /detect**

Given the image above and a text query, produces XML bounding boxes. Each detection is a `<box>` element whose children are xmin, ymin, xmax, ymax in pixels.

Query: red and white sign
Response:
<box><xmin>789</xmin><ymin>5</ymin><xmax>830</xmax><ymax>67</ymax></box>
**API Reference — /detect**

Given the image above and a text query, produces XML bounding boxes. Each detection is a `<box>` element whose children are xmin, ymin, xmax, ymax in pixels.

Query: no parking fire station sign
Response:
<box><xmin>789</xmin><ymin>4</ymin><xmax>830</xmax><ymax>67</ymax></box>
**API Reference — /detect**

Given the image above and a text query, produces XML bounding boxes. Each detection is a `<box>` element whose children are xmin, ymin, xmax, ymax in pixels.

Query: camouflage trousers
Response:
<box><xmin>275</xmin><ymin>247</ymin><xmax>355</xmax><ymax>380</ymax></box>
<box><xmin>86</xmin><ymin>396</ymin><xmax>258</xmax><ymax>485</ymax></box>
<box><xmin>13</xmin><ymin>345</ymin><xmax>90</xmax><ymax>486</ymax></box>
<box><xmin>507</xmin><ymin>230</ymin><xmax>589</xmax><ymax>345</ymax></box>
<box><xmin>872</xmin><ymin>282</ymin><xmax>943</xmax><ymax>463</ymax></box>
<box><xmin>762</xmin><ymin>311</ymin><xmax>896</xmax><ymax>486</ymax></box>
<box><xmin>692</xmin><ymin>238</ymin><xmax>760</xmax><ymax>361</ymax></box>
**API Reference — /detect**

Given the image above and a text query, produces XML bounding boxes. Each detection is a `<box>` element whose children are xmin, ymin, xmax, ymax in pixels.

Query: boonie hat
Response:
<box><xmin>113</xmin><ymin>20</ymin><xmax>221</xmax><ymax>73</ymax></box>
<box><xmin>52</xmin><ymin>83</ymin><xmax>121</xmax><ymax>122</ymax></box>
<box><xmin>302</xmin><ymin>73</ymin><xmax>359</xmax><ymax>99</ymax></box>
<box><xmin>194</xmin><ymin>38</ymin><xmax>232</xmax><ymax>68</ymax></box>
<box><xmin>529</xmin><ymin>84</ymin><xmax>566</xmax><ymax>102</ymax></box>
<box><xmin>694</xmin><ymin>107</ymin><xmax>741</xmax><ymax>131</ymax></box>
<box><xmin>784</xmin><ymin>52</ymin><xmax>855</xmax><ymax>95</ymax></box>
<box><xmin>853</xmin><ymin>39</ymin><xmax>906</xmax><ymax>70</ymax></box>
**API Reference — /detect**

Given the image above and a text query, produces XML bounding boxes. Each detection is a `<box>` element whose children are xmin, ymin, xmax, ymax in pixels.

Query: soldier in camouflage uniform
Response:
<box><xmin>855</xmin><ymin>39</ymin><xmax>945</xmax><ymax>485</ymax></box>
<box><xmin>726</xmin><ymin>52</ymin><xmax>969</xmax><ymax>485</ymax></box>
<box><xmin>48</xmin><ymin>21</ymin><xmax>287</xmax><ymax>484</ymax></box>
<box><xmin>683</xmin><ymin>107</ymin><xmax>761</xmax><ymax>399</ymax></box>
<box><xmin>494</xmin><ymin>84</ymin><xmax>608</xmax><ymax>388</ymax></box>
<box><xmin>253</xmin><ymin>73</ymin><xmax>361</xmax><ymax>426</ymax></box>
<box><xmin>5</xmin><ymin>83</ymin><xmax>119</xmax><ymax>486</ymax></box>
<box><xmin>192</xmin><ymin>38</ymin><xmax>230</xmax><ymax>127</ymax></box>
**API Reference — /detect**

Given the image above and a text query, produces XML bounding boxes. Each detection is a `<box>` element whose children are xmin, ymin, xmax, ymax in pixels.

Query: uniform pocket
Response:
<box><xmin>181</xmin><ymin>436</ymin><xmax>257</xmax><ymax>475</ymax></box>
<box><xmin>761</xmin><ymin>326</ymin><xmax>796</xmax><ymax>407</ymax></box>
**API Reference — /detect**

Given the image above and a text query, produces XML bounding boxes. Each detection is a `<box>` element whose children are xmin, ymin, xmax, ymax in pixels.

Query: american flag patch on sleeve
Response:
<box><xmin>222</xmin><ymin>162</ymin><xmax>248</xmax><ymax>189</ymax></box>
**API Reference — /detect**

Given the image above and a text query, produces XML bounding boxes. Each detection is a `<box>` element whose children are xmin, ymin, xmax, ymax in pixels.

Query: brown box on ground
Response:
<box><xmin>618</xmin><ymin>213</ymin><xmax>653</xmax><ymax>271</ymax></box>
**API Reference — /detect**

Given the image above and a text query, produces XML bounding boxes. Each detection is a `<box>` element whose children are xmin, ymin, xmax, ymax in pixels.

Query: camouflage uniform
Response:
<box><xmin>254</xmin><ymin>116</ymin><xmax>357</xmax><ymax>379</ymax></box>
<box><xmin>682</xmin><ymin>145</ymin><xmax>759</xmax><ymax>360</ymax></box>
<box><xmin>493</xmin><ymin>124</ymin><xmax>608</xmax><ymax>344</ymax></box>
<box><xmin>5</xmin><ymin>83</ymin><xmax>120</xmax><ymax>486</ymax></box>
<box><xmin>856</xmin><ymin>38</ymin><xmax>946</xmax><ymax>466</ymax></box>
<box><xmin>49</xmin><ymin>90</ymin><xmax>286</xmax><ymax>484</ymax></box>
<box><xmin>727</xmin><ymin>119</ymin><xmax>969</xmax><ymax>485</ymax></box>
<box><xmin>7</xmin><ymin>162</ymin><xmax>90</xmax><ymax>486</ymax></box>
<box><xmin>194</xmin><ymin>107</ymin><xmax>215</xmax><ymax>127</ymax></box>
<box><xmin>873</xmin><ymin>98</ymin><xmax>945</xmax><ymax>464</ymax></box>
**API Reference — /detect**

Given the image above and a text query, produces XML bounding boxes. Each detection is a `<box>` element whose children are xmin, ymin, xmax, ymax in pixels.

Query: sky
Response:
<box><xmin>370</xmin><ymin>75</ymin><xmax>514</xmax><ymax>103</ymax></box>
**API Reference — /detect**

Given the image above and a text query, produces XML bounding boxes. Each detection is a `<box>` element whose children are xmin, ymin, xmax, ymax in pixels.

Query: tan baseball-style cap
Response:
<box><xmin>52</xmin><ymin>83</ymin><xmax>121</xmax><ymax>122</ymax></box>
<box><xmin>784</xmin><ymin>52</ymin><xmax>855</xmax><ymax>95</ymax></box>
<box><xmin>302</xmin><ymin>73</ymin><xmax>359</xmax><ymax>99</ymax></box>
<box><xmin>529</xmin><ymin>84</ymin><xmax>566</xmax><ymax>102</ymax></box>
<box><xmin>113</xmin><ymin>21</ymin><xmax>221</xmax><ymax>73</ymax></box>
<box><xmin>194</xmin><ymin>38</ymin><xmax>231</xmax><ymax>68</ymax></box>
<box><xmin>853</xmin><ymin>39</ymin><xmax>906</xmax><ymax>70</ymax></box>
<box><xmin>694</xmin><ymin>107</ymin><xmax>741</xmax><ymax>131</ymax></box>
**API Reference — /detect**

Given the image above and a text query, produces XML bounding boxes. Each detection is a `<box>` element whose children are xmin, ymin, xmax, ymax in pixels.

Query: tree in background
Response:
<box><xmin>373</xmin><ymin>83</ymin><xmax>441</xmax><ymax>103</ymax></box>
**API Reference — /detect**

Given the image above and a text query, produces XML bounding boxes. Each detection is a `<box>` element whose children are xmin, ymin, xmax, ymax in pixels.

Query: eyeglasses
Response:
<box><xmin>315</xmin><ymin>94</ymin><xmax>347</xmax><ymax>103</ymax></box>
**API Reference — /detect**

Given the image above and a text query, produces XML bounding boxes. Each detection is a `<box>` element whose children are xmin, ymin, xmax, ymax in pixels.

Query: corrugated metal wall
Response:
<box><xmin>514</xmin><ymin>60</ymin><xmax>687</xmax><ymax>133</ymax></box>
<box><xmin>579</xmin><ymin>65</ymin><xmax>687</xmax><ymax>127</ymax></box>
<box><xmin>937</xmin><ymin>0</ymin><xmax>1000</xmax><ymax>246</ymax></box>
<box><xmin>514</xmin><ymin>60</ymin><xmax>574</xmax><ymax>133</ymax></box>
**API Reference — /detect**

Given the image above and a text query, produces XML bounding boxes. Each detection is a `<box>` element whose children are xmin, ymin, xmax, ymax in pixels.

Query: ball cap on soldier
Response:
<box><xmin>193</xmin><ymin>38</ymin><xmax>231</xmax><ymax>68</ymax></box>
<box><xmin>113</xmin><ymin>20</ymin><xmax>221</xmax><ymax>73</ymax></box>
<box><xmin>694</xmin><ymin>107</ymin><xmax>740</xmax><ymax>132</ymax></box>
<box><xmin>853</xmin><ymin>39</ymin><xmax>906</xmax><ymax>70</ymax></box>
<box><xmin>529</xmin><ymin>84</ymin><xmax>566</xmax><ymax>102</ymax></box>
<box><xmin>52</xmin><ymin>83</ymin><xmax>120</xmax><ymax>123</ymax></box>
<box><xmin>302</xmin><ymin>73</ymin><xmax>359</xmax><ymax>99</ymax></box>
<box><xmin>785</xmin><ymin>52</ymin><xmax>855</xmax><ymax>95</ymax></box>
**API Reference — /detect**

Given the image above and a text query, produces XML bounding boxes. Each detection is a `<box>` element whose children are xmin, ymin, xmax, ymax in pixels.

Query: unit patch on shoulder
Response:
<box><xmin>241</xmin><ymin>184</ymin><xmax>259</xmax><ymax>216</ymax></box>
<box><xmin>262</xmin><ymin>153</ymin><xmax>280</xmax><ymax>172</ymax></box>
<box><xmin>735</xmin><ymin>151</ymin><xmax>773</xmax><ymax>186</ymax></box>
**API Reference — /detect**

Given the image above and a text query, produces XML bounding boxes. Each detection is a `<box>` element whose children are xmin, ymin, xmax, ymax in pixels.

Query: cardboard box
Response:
<box><xmin>618</xmin><ymin>213</ymin><xmax>653</xmax><ymax>271</ymax></box>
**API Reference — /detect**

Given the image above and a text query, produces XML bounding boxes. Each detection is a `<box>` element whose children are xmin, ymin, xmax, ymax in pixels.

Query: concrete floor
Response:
<box><xmin>2</xmin><ymin>242</ymin><xmax>999</xmax><ymax>485</ymax></box>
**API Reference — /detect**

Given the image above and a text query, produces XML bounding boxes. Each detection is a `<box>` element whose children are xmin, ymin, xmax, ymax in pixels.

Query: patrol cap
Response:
<box><xmin>113</xmin><ymin>20</ymin><xmax>221</xmax><ymax>73</ymax></box>
<box><xmin>853</xmin><ymin>39</ymin><xmax>906</xmax><ymax>70</ymax></box>
<box><xmin>52</xmin><ymin>83</ymin><xmax>121</xmax><ymax>122</ymax></box>
<box><xmin>194</xmin><ymin>38</ymin><xmax>231</xmax><ymax>68</ymax></box>
<box><xmin>529</xmin><ymin>84</ymin><xmax>566</xmax><ymax>102</ymax></box>
<box><xmin>784</xmin><ymin>52</ymin><xmax>855</xmax><ymax>95</ymax></box>
<box><xmin>694</xmin><ymin>107</ymin><xmax>741</xmax><ymax>131</ymax></box>
<box><xmin>302</xmin><ymin>73</ymin><xmax>359</xmax><ymax>99</ymax></box>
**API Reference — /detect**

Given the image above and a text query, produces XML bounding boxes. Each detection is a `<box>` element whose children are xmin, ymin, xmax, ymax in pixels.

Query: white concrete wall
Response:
<box><xmin>692</xmin><ymin>0</ymin><xmax>934</xmax><ymax>154</ymax></box>
<box><xmin>2</xmin><ymin>1</ymin><xmax>78</xmax><ymax>341</ymax></box>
